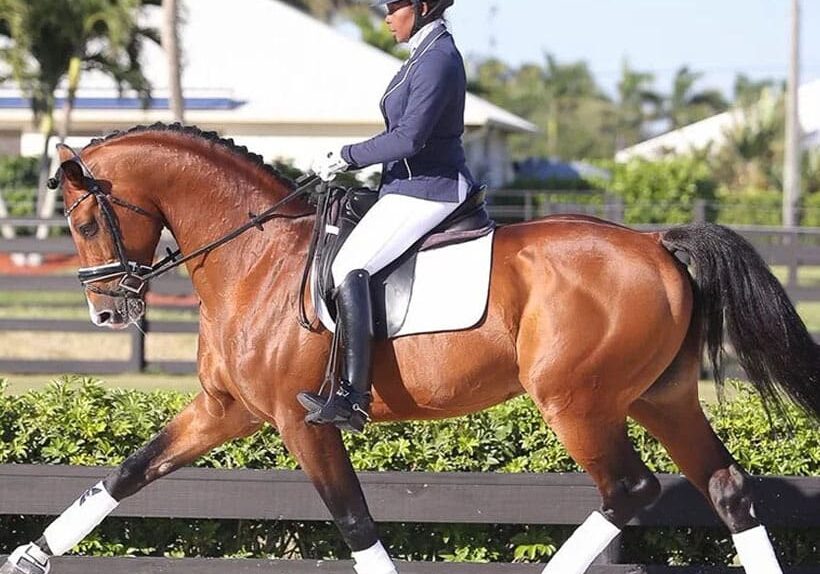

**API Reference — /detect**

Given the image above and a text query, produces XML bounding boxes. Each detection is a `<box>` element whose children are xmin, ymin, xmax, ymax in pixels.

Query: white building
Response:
<box><xmin>616</xmin><ymin>79</ymin><xmax>820</xmax><ymax>162</ymax></box>
<box><xmin>0</xmin><ymin>0</ymin><xmax>536</xmax><ymax>187</ymax></box>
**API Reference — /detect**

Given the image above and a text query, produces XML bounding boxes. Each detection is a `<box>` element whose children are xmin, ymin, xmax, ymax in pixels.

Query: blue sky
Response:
<box><xmin>447</xmin><ymin>0</ymin><xmax>820</xmax><ymax>98</ymax></box>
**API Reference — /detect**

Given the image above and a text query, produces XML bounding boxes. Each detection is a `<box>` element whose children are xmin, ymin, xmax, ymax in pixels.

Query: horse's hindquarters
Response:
<box><xmin>493</xmin><ymin>219</ymin><xmax>693</xmax><ymax>416</ymax></box>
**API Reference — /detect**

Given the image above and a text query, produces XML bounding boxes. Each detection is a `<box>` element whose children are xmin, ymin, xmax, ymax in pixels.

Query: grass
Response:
<box><xmin>0</xmin><ymin>291</ymin><xmax>198</xmax><ymax>321</ymax></box>
<box><xmin>0</xmin><ymin>331</ymin><xmax>198</xmax><ymax>361</ymax></box>
<box><xmin>0</xmin><ymin>373</ymin><xmax>201</xmax><ymax>395</ymax></box>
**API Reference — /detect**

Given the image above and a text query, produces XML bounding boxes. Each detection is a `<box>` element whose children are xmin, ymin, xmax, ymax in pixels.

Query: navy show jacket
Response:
<box><xmin>341</xmin><ymin>27</ymin><xmax>477</xmax><ymax>203</ymax></box>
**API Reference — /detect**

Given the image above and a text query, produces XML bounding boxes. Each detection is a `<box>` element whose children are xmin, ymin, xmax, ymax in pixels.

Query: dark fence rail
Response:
<box><xmin>1</xmin><ymin>465</ymin><xmax>818</xmax><ymax>573</ymax></box>
<box><xmin>2</xmin><ymin>195</ymin><xmax>820</xmax><ymax>374</ymax></box>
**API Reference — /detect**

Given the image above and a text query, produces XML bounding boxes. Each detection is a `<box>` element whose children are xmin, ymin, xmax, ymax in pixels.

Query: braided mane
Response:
<box><xmin>84</xmin><ymin>122</ymin><xmax>295</xmax><ymax>189</ymax></box>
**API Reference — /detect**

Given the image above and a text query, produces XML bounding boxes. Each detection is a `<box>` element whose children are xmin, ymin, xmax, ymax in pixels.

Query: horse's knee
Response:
<box><xmin>708</xmin><ymin>464</ymin><xmax>759</xmax><ymax>533</ymax></box>
<box><xmin>601</xmin><ymin>472</ymin><xmax>661</xmax><ymax>527</ymax></box>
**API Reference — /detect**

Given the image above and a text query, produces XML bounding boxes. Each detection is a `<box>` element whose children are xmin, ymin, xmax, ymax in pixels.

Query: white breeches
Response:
<box><xmin>331</xmin><ymin>193</ymin><xmax>462</xmax><ymax>285</ymax></box>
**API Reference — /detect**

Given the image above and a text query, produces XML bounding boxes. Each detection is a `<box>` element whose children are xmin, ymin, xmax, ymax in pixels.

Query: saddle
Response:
<box><xmin>311</xmin><ymin>186</ymin><xmax>495</xmax><ymax>339</ymax></box>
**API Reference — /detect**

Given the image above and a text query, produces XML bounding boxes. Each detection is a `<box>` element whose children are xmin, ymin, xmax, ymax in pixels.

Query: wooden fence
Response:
<box><xmin>1</xmin><ymin>194</ymin><xmax>820</xmax><ymax>375</ymax></box>
<box><xmin>1</xmin><ymin>465</ymin><xmax>818</xmax><ymax>573</ymax></box>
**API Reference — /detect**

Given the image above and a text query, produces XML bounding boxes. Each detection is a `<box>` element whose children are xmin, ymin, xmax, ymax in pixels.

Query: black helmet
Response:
<box><xmin>371</xmin><ymin>0</ymin><xmax>454</xmax><ymax>34</ymax></box>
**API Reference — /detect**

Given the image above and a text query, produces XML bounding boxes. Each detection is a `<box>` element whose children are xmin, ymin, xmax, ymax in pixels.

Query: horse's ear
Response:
<box><xmin>60</xmin><ymin>159</ymin><xmax>85</xmax><ymax>188</ymax></box>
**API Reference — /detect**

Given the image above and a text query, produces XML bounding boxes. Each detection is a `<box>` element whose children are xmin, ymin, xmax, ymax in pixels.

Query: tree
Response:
<box><xmin>57</xmin><ymin>0</ymin><xmax>157</xmax><ymax>142</ymax></box>
<box><xmin>615</xmin><ymin>60</ymin><xmax>662</xmax><ymax>150</ymax></box>
<box><xmin>347</xmin><ymin>6</ymin><xmax>407</xmax><ymax>59</ymax></box>
<box><xmin>540</xmin><ymin>54</ymin><xmax>612</xmax><ymax>159</ymax></box>
<box><xmin>0</xmin><ymin>0</ymin><xmax>156</xmax><ymax>238</ymax></box>
<box><xmin>666</xmin><ymin>66</ymin><xmax>728</xmax><ymax>129</ymax></box>
<box><xmin>714</xmin><ymin>87</ymin><xmax>785</xmax><ymax>191</ymax></box>
<box><xmin>733</xmin><ymin>74</ymin><xmax>779</xmax><ymax>109</ymax></box>
<box><xmin>468</xmin><ymin>55</ymin><xmax>616</xmax><ymax>161</ymax></box>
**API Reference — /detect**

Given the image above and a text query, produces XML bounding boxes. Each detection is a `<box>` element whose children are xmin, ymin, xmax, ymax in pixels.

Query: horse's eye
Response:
<box><xmin>78</xmin><ymin>220</ymin><xmax>99</xmax><ymax>238</ymax></box>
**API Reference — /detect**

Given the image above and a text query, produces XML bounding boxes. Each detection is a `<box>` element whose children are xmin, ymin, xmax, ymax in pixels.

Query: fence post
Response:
<box><xmin>785</xmin><ymin>231</ymin><xmax>799</xmax><ymax>290</ymax></box>
<box><xmin>128</xmin><ymin>316</ymin><xmax>147</xmax><ymax>373</ymax></box>
<box><xmin>604</xmin><ymin>194</ymin><xmax>624</xmax><ymax>223</ymax></box>
<box><xmin>693</xmin><ymin>199</ymin><xmax>707</xmax><ymax>223</ymax></box>
<box><xmin>592</xmin><ymin>534</ymin><xmax>623</xmax><ymax>565</ymax></box>
<box><xmin>524</xmin><ymin>191</ymin><xmax>533</xmax><ymax>221</ymax></box>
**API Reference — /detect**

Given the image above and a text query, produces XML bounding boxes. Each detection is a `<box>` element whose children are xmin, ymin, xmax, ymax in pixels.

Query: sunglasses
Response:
<box><xmin>383</xmin><ymin>0</ymin><xmax>414</xmax><ymax>16</ymax></box>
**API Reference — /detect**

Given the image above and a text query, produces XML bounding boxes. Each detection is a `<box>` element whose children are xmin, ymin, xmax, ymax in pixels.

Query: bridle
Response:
<box><xmin>51</xmin><ymin>144</ymin><xmax>318</xmax><ymax>301</ymax></box>
<box><xmin>52</xmin><ymin>147</ymin><xmax>164</xmax><ymax>298</ymax></box>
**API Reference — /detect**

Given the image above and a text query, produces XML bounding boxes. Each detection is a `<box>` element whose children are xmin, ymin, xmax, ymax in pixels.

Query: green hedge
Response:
<box><xmin>0</xmin><ymin>155</ymin><xmax>38</xmax><ymax>218</ymax></box>
<box><xmin>0</xmin><ymin>379</ymin><xmax>817</xmax><ymax>565</ymax></box>
<box><xmin>605</xmin><ymin>157</ymin><xmax>717</xmax><ymax>225</ymax></box>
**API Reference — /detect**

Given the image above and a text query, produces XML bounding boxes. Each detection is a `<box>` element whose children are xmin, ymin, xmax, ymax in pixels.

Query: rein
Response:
<box><xmin>51</xmin><ymin>145</ymin><xmax>319</xmax><ymax>298</ymax></box>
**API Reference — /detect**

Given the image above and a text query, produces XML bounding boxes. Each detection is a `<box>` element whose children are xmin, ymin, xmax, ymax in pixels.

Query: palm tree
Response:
<box><xmin>58</xmin><ymin>0</ymin><xmax>157</xmax><ymax>142</ymax></box>
<box><xmin>666</xmin><ymin>66</ymin><xmax>728</xmax><ymax>129</ymax></box>
<box><xmin>542</xmin><ymin>54</ymin><xmax>609</xmax><ymax>158</ymax></box>
<box><xmin>616</xmin><ymin>60</ymin><xmax>662</xmax><ymax>150</ymax></box>
<box><xmin>0</xmin><ymin>0</ymin><xmax>156</xmax><ymax>239</ymax></box>
<box><xmin>733</xmin><ymin>74</ymin><xmax>778</xmax><ymax>109</ymax></box>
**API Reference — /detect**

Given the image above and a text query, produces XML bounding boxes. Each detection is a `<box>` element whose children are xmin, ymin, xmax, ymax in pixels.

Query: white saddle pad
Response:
<box><xmin>313</xmin><ymin>230</ymin><xmax>495</xmax><ymax>338</ymax></box>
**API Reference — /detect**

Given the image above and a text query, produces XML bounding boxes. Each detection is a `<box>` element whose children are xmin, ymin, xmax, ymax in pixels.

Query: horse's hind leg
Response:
<box><xmin>629</xmin><ymin>358</ymin><xmax>784</xmax><ymax>573</ymax></box>
<box><xmin>538</xmin><ymin>413</ymin><xmax>662</xmax><ymax>574</ymax></box>
<box><xmin>1</xmin><ymin>390</ymin><xmax>259</xmax><ymax>574</ymax></box>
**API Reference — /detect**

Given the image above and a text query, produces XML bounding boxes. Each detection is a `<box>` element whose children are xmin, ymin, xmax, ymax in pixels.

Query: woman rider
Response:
<box><xmin>298</xmin><ymin>0</ymin><xmax>477</xmax><ymax>432</ymax></box>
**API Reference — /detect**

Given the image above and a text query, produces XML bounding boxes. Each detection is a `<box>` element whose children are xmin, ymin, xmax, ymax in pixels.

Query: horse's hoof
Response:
<box><xmin>1</xmin><ymin>543</ymin><xmax>51</xmax><ymax>574</ymax></box>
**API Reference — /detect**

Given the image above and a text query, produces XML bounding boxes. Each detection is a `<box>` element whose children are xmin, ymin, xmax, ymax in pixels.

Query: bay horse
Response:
<box><xmin>4</xmin><ymin>123</ymin><xmax>818</xmax><ymax>574</ymax></box>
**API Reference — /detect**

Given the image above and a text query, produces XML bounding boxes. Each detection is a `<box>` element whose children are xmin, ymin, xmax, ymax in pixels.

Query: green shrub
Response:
<box><xmin>713</xmin><ymin>186</ymin><xmax>783</xmax><ymax>226</ymax></box>
<box><xmin>0</xmin><ymin>378</ymin><xmax>816</xmax><ymax>565</ymax></box>
<box><xmin>802</xmin><ymin>192</ymin><xmax>820</xmax><ymax>227</ymax></box>
<box><xmin>602</xmin><ymin>157</ymin><xmax>717</xmax><ymax>224</ymax></box>
<box><xmin>0</xmin><ymin>155</ymin><xmax>39</xmax><ymax>217</ymax></box>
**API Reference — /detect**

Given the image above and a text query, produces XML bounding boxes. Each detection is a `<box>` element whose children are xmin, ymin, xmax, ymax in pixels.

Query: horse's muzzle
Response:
<box><xmin>87</xmin><ymin>294</ymin><xmax>145</xmax><ymax>330</ymax></box>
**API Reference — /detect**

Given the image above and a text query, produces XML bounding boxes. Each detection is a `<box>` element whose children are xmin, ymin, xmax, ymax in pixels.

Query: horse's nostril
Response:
<box><xmin>97</xmin><ymin>311</ymin><xmax>113</xmax><ymax>323</ymax></box>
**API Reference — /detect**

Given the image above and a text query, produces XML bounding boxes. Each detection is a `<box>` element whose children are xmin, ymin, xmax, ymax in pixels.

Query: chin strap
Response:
<box><xmin>411</xmin><ymin>0</ymin><xmax>424</xmax><ymax>35</ymax></box>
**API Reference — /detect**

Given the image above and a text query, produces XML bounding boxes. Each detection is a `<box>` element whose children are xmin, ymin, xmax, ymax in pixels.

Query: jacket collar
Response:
<box><xmin>406</xmin><ymin>22</ymin><xmax>448</xmax><ymax>66</ymax></box>
<box><xmin>408</xmin><ymin>19</ymin><xmax>445</xmax><ymax>56</ymax></box>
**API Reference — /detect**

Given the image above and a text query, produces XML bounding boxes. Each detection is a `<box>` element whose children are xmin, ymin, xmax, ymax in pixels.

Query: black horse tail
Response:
<box><xmin>662</xmin><ymin>223</ymin><xmax>820</xmax><ymax>422</ymax></box>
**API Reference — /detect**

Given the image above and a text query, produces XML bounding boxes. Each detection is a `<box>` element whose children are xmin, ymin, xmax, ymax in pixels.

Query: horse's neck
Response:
<box><xmin>149</xmin><ymin>152</ymin><xmax>309</xmax><ymax>312</ymax></box>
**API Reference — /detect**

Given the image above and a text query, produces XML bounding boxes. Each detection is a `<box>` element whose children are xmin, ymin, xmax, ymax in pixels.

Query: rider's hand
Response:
<box><xmin>310</xmin><ymin>149</ymin><xmax>349</xmax><ymax>182</ymax></box>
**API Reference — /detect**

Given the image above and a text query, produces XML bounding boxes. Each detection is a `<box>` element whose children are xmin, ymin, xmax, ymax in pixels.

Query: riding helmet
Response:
<box><xmin>370</xmin><ymin>0</ymin><xmax>455</xmax><ymax>34</ymax></box>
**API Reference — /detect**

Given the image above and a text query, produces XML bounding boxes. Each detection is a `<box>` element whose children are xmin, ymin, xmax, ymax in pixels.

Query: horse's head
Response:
<box><xmin>55</xmin><ymin>144</ymin><xmax>165</xmax><ymax>329</ymax></box>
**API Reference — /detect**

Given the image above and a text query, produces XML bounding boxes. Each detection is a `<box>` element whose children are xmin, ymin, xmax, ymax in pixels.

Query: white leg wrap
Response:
<box><xmin>351</xmin><ymin>540</ymin><xmax>397</xmax><ymax>574</ymax></box>
<box><xmin>732</xmin><ymin>525</ymin><xmax>783</xmax><ymax>574</ymax></box>
<box><xmin>43</xmin><ymin>481</ymin><xmax>119</xmax><ymax>556</ymax></box>
<box><xmin>541</xmin><ymin>511</ymin><xmax>621</xmax><ymax>574</ymax></box>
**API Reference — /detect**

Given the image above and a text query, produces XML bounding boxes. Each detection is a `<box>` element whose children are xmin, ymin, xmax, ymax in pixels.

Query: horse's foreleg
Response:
<box><xmin>1</xmin><ymin>390</ymin><xmax>259</xmax><ymax>574</ymax></box>
<box><xmin>278</xmin><ymin>418</ymin><xmax>396</xmax><ymax>574</ymax></box>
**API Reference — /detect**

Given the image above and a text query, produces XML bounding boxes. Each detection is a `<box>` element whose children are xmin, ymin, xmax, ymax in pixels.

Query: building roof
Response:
<box><xmin>0</xmin><ymin>0</ymin><xmax>536</xmax><ymax>134</ymax></box>
<box><xmin>616</xmin><ymin>79</ymin><xmax>820</xmax><ymax>162</ymax></box>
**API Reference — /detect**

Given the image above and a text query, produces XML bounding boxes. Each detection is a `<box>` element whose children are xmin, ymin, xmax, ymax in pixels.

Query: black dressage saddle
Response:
<box><xmin>313</xmin><ymin>186</ymin><xmax>494</xmax><ymax>339</ymax></box>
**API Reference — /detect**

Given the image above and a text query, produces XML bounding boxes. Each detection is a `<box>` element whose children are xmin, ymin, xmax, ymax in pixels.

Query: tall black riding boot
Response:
<box><xmin>297</xmin><ymin>269</ymin><xmax>373</xmax><ymax>432</ymax></box>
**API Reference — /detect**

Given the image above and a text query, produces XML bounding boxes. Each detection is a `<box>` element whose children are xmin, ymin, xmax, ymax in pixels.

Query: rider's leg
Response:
<box><xmin>300</xmin><ymin>268</ymin><xmax>374</xmax><ymax>431</ymax></box>
<box><xmin>299</xmin><ymin>193</ymin><xmax>459</xmax><ymax>431</ymax></box>
<box><xmin>1</xmin><ymin>391</ymin><xmax>259</xmax><ymax>574</ymax></box>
